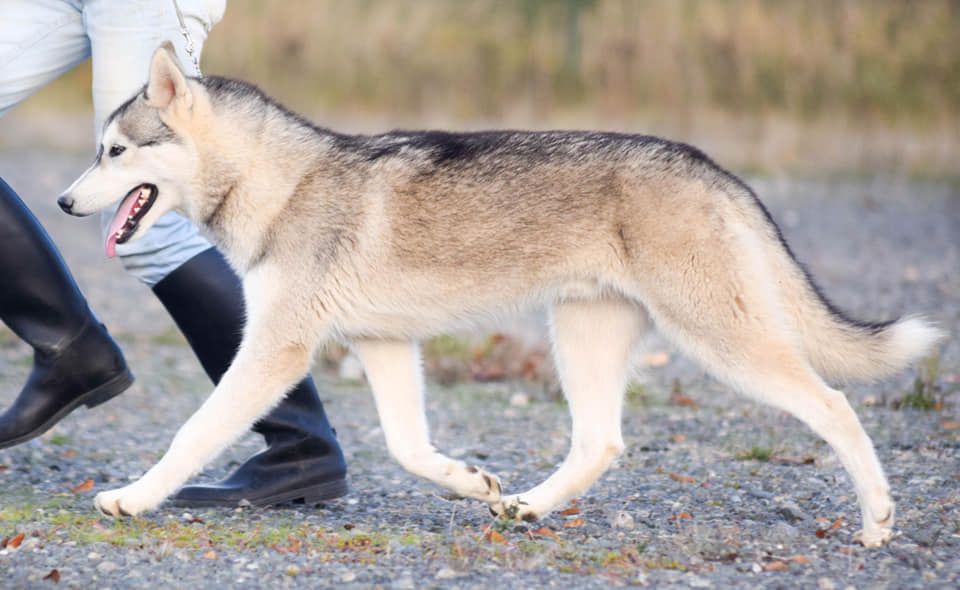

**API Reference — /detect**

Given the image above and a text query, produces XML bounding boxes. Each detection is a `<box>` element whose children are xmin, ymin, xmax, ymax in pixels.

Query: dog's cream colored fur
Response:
<box><xmin>61</xmin><ymin>44</ymin><xmax>944</xmax><ymax>547</ymax></box>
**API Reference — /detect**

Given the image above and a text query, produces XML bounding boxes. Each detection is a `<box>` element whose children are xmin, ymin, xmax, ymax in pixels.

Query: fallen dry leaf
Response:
<box><xmin>0</xmin><ymin>464</ymin><xmax>9</xmax><ymax>472</ymax></box>
<box><xmin>61</xmin><ymin>449</ymin><xmax>77</xmax><ymax>459</ymax></box>
<box><xmin>70</xmin><ymin>479</ymin><xmax>94</xmax><ymax>494</ymax></box>
<box><xmin>830</xmin><ymin>517</ymin><xmax>844</xmax><ymax>530</ymax></box>
<box><xmin>557</xmin><ymin>506</ymin><xmax>580</xmax><ymax>516</ymax></box>
<box><xmin>674</xmin><ymin>511</ymin><xmax>693</xmax><ymax>521</ymax></box>
<box><xmin>669</xmin><ymin>472</ymin><xmax>696</xmax><ymax>484</ymax></box>
<box><xmin>43</xmin><ymin>568</ymin><xmax>60</xmax><ymax>582</ymax></box>
<box><xmin>529</xmin><ymin>527</ymin><xmax>557</xmax><ymax>539</ymax></box>
<box><xmin>669</xmin><ymin>381</ymin><xmax>699</xmax><ymax>408</ymax></box>
<box><xmin>273</xmin><ymin>537</ymin><xmax>302</xmax><ymax>554</ymax></box>
<box><xmin>562</xmin><ymin>518</ymin><xmax>585</xmax><ymax>528</ymax></box>
<box><xmin>788</xmin><ymin>555</ymin><xmax>811</xmax><ymax>565</ymax></box>
<box><xmin>483</xmin><ymin>527</ymin><xmax>507</xmax><ymax>544</ymax></box>
<box><xmin>670</xmin><ymin>434</ymin><xmax>686</xmax><ymax>443</ymax></box>
<box><xmin>763</xmin><ymin>560</ymin><xmax>789</xmax><ymax>572</ymax></box>
<box><xmin>942</xmin><ymin>420</ymin><xmax>960</xmax><ymax>430</ymax></box>
<box><xmin>203</xmin><ymin>550</ymin><xmax>218</xmax><ymax>560</ymax></box>
<box><xmin>8</xmin><ymin>532</ymin><xmax>25</xmax><ymax>549</ymax></box>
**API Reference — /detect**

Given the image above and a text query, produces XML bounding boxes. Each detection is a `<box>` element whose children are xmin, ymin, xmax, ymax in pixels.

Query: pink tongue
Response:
<box><xmin>105</xmin><ymin>188</ymin><xmax>143</xmax><ymax>258</ymax></box>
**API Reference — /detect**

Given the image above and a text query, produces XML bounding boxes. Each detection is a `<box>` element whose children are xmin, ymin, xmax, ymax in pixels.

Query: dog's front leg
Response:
<box><xmin>352</xmin><ymin>339</ymin><xmax>502</xmax><ymax>503</ymax></box>
<box><xmin>95</xmin><ymin>274</ymin><xmax>321</xmax><ymax>517</ymax></box>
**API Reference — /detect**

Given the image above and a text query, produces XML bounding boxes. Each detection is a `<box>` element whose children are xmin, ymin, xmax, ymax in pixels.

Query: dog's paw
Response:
<box><xmin>855</xmin><ymin>497</ymin><xmax>895</xmax><ymax>548</ymax></box>
<box><xmin>854</xmin><ymin>526</ymin><xmax>894</xmax><ymax>548</ymax></box>
<box><xmin>94</xmin><ymin>484</ymin><xmax>158</xmax><ymax>518</ymax></box>
<box><xmin>489</xmin><ymin>494</ymin><xmax>540</xmax><ymax>522</ymax></box>
<box><xmin>453</xmin><ymin>464</ymin><xmax>502</xmax><ymax>503</ymax></box>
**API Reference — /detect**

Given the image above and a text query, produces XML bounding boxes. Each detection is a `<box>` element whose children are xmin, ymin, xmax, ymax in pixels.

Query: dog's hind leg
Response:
<box><xmin>491</xmin><ymin>299</ymin><xmax>645</xmax><ymax>521</ymax></box>
<box><xmin>647</xmin><ymin>300</ymin><xmax>894</xmax><ymax>546</ymax></box>
<box><xmin>352</xmin><ymin>339</ymin><xmax>503</xmax><ymax>503</ymax></box>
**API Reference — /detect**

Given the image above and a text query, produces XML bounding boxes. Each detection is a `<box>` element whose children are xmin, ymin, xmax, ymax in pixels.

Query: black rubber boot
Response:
<box><xmin>0</xmin><ymin>178</ymin><xmax>133</xmax><ymax>450</ymax></box>
<box><xmin>151</xmin><ymin>248</ymin><xmax>347</xmax><ymax>507</ymax></box>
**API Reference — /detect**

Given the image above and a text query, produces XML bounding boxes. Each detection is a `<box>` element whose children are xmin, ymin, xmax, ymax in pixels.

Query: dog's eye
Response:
<box><xmin>109</xmin><ymin>145</ymin><xmax>126</xmax><ymax>158</ymax></box>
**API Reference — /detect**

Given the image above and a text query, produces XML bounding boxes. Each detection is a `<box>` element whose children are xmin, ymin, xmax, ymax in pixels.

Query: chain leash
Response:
<box><xmin>171</xmin><ymin>0</ymin><xmax>202</xmax><ymax>76</ymax></box>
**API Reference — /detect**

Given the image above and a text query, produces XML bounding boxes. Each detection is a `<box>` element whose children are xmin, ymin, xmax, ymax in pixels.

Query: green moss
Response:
<box><xmin>736</xmin><ymin>446</ymin><xmax>774</xmax><ymax>462</ymax></box>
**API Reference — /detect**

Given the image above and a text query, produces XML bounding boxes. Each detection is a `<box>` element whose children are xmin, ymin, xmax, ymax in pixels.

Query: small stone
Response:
<box><xmin>817</xmin><ymin>578</ymin><xmax>836</xmax><ymax>590</ymax></box>
<box><xmin>87</xmin><ymin>552</ymin><xmax>101</xmax><ymax>560</ymax></box>
<box><xmin>509</xmin><ymin>392</ymin><xmax>530</xmax><ymax>407</ymax></box>
<box><xmin>97</xmin><ymin>561</ymin><xmax>120</xmax><ymax>573</ymax></box>
<box><xmin>767</xmin><ymin>521</ymin><xmax>800</xmax><ymax>543</ymax></box>
<box><xmin>394</xmin><ymin>577</ymin><xmax>415</xmax><ymax>590</ymax></box>
<box><xmin>286</xmin><ymin>565</ymin><xmax>301</xmax><ymax>576</ymax></box>
<box><xmin>610</xmin><ymin>511</ymin><xmax>635</xmax><ymax>530</ymax></box>
<box><xmin>340</xmin><ymin>571</ymin><xmax>356</xmax><ymax>583</ymax></box>
<box><xmin>751</xmin><ymin>563</ymin><xmax>762</xmax><ymax>574</ymax></box>
<box><xmin>687</xmin><ymin>574</ymin><xmax>713</xmax><ymax>588</ymax></box>
<box><xmin>436</xmin><ymin>568</ymin><xmax>458</xmax><ymax>579</ymax></box>
<box><xmin>777</xmin><ymin>501</ymin><xmax>809</xmax><ymax>523</ymax></box>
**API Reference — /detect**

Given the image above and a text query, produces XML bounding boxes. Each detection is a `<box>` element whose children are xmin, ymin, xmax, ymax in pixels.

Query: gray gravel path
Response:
<box><xmin>0</xmin><ymin>150</ymin><xmax>958</xmax><ymax>589</ymax></box>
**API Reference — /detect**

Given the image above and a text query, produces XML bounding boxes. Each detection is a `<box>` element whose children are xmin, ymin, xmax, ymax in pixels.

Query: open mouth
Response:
<box><xmin>105</xmin><ymin>183</ymin><xmax>157</xmax><ymax>258</ymax></box>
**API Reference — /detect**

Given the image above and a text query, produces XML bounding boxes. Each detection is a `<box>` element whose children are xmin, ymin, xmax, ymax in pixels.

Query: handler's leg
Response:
<box><xmin>0</xmin><ymin>1</ymin><xmax>132</xmax><ymax>448</ymax></box>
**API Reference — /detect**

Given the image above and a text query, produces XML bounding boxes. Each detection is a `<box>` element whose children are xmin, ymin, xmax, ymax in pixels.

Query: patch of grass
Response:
<box><xmin>735</xmin><ymin>446</ymin><xmax>774</xmax><ymax>462</ymax></box>
<box><xmin>894</xmin><ymin>354</ymin><xmax>954</xmax><ymax>411</ymax></box>
<box><xmin>625</xmin><ymin>381</ymin><xmax>651</xmax><ymax>406</ymax></box>
<box><xmin>4</xmin><ymin>493</ymin><xmax>706</xmax><ymax>577</ymax></box>
<box><xmin>48</xmin><ymin>434</ymin><xmax>71</xmax><ymax>446</ymax></box>
<box><xmin>423</xmin><ymin>334</ymin><xmax>473</xmax><ymax>360</ymax></box>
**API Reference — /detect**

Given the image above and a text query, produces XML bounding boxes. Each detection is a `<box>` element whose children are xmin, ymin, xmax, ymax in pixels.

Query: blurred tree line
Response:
<box><xmin>200</xmin><ymin>0</ymin><xmax>959</xmax><ymax>127</ymax></box>
<box><xmin>10</xmin><ymin>0</ymin><xmax>957</xmax><ymax>175</ymax></box>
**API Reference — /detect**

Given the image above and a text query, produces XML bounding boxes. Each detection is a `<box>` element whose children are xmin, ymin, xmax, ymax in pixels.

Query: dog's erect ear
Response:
<box><xmin>146</xmin><ymin>41</ymin><xmax>193</xmax><ymax>110</ymax></box>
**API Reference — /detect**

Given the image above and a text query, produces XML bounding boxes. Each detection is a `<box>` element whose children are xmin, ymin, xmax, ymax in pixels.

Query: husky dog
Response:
<box><xmin>59</xmin><ymin>43</ymin><xmax>942</xmax><ymax>547</ymax></box>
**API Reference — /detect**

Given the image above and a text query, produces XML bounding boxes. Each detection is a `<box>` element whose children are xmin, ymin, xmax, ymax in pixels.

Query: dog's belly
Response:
<box><xmin>332</xmin><ymin>276</ymin><xmax>609</xmax><ymax>340</ymax></box>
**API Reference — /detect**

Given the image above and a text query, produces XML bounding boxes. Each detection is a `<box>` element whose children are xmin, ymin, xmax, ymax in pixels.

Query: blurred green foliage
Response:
<box><xmin>192</xmin><ymin>0</ymin><xmax>960</xmax><ymax>126</ymax></box>
<box><xmin>12</xmin><ymin>1</ymin><xmax>958</xmax><ymax>175</ymax></box>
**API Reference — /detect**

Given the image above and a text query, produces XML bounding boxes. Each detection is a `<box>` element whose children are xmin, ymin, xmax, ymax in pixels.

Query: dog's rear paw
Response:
<box><xmin>854</xmin><ymin>526</ymin><xmax>894</xmax><ymax>548</ymax></box>
<box><xmin>459</xmin><ymin>464</ymin><xmax>502</xmax><ymax>503</ymax></box>
<box><xmin>855</xmin><ymin>498</ymin><xmax>895</xmax><ymax>548</ymax></box>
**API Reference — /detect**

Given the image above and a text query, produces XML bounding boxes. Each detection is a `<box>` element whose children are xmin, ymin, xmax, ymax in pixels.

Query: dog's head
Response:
<box><xmin>59</xmin><ymin>42</ymin><xmax>205</xmax><ymax>257</ymax></box>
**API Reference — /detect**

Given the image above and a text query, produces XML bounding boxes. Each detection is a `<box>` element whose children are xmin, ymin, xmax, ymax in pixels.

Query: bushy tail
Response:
<box><xmin>800</xmin><ymin>310</ymin><xmax>943</xmax><ymax>382</ymax></box>
<box><xmin>771</xmin><ymin>239</ymin><xmax>944</xmax><ymax>383</ymax></box>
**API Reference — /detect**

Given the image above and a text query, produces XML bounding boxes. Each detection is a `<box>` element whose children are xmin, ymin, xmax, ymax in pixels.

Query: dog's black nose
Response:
<box><xmin>57</xmin><ymin>195</ymin><xmax>74</xmax><ymax>214</ymax></box>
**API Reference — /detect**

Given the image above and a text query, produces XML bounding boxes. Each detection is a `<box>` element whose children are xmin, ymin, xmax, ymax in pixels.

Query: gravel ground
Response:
<box><xmin>0</xmin><ymin>150</ymin><xmax>958</xmax><ymax>589</ymax></box>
